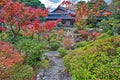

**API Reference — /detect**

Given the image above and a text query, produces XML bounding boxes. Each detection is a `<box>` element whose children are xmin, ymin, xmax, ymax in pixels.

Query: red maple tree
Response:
<box><xmin>0</xmin><ymin>0</ymin><xmax>61</xmax><ymax>40</ymax></box>
<box><xmin>0</xmin><ymin>0</ymin><xmax>48</xmax><ymax>39</ymax></box>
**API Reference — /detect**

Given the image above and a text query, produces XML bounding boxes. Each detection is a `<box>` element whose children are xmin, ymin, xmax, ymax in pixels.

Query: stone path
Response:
<box><xmin>36</xmin><ymin>51</ymin><xmax>71</xmax><ymax>80</ymax></box>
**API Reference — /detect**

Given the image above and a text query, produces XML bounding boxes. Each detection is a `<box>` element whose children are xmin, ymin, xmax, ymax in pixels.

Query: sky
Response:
<box><xmin>39</xmin><ymin>0</ymin><xmax>112</xmax><ymax>10</ymax></box>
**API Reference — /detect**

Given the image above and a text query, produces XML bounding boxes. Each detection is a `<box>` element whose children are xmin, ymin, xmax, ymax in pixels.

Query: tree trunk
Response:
<box><xmin>10</xmin><ymin>25</ymin><xmax>20</xmax><ymax>40</ymax></box>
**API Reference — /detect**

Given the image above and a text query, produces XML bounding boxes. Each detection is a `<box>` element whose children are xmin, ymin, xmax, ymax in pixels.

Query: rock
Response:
<box><xmin>98</xmin><ymin>28</ymin><xmax>103</xmax><ymax>32</ymax></box>
<box><xmin>88</xmin><ymin>28</ymin><xmax>94</xmax><ymax>33</ymax></box>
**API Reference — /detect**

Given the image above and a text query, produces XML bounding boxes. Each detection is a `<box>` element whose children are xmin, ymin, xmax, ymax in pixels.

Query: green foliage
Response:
<box><xmin>97</xmin><ymin>33</ymin><xmax>110</xmax><ymax>39</ymax></box>
<box><xmin>49</xmin><ymin>33</ymin><xmax>57</xmax><ymax>42</ymax></box>
<box><xmin>39</xmin><ymin>59</ymin><xmax>50</xmax><ymax>69</ymax></box>
<box><xmin>110</xmin><ymin>0</ymin><xmax>120</xmax><ymax>19</ymax></box>
<box><xmin>97</xmin><ymin>18</ymin><xmax>120</xmax><ymax>35</ymax></box>
<box><xmin>87</xmin><ymin>0</ymin><xmax>107</xmax><ymax>10</ymax></box>
<box><xmin>116</xmin><ymin>47</ymin><xmax>120</xmax><ymax>54</ymax></box>
<box><xmin>0</xmin><ymin>32</ymin><xmax>9</xmax><ymax>40</ymax></box>
<box><xmin>85</xmin><ymin>24</ymin><xmax>93</xmax><ymax>29</ymax></box>
<box><xmin>97</xmin><ymin>0</ymin><xmax>120</xmax><ymax>35</ymax></box>
<box><xmin>8</xmin><ymin>63</ymin><xmax>34</xmax><ymax>80</ymax></box>
<box><xmin>25</xmin><ymin>50</ymin><xmax>44</xmax><ymax>70</ymax></box>
<box><xmin>57</xmin><ymin>47</ymin><xmax>67</xmax><ymax>57</ymax></box>
<box><xmin>116</xmin><ymin>47</ymin><xmax>120</xmax><ymax>62</ymax></box>
<box><xmin>18</xmin><ymin>0</ymin><xmax>45</xmax><ymax>9</ymax></box>
<box><xmin>63</xmin><ymin>36</ymin><xmax>120</xmax><ymax>80</ymax></box>
<box><xmin>49</xmin><ymin>41</ymin><xmax>61</xmax><ymax>51</ymax></box>
<box><xmin>76</xmin><ymin>41</ymin><xmax>89</xmax><ymax>48</ymax></box>
<box><xmin>16</xmin><ymin>39</ymin><xmax>40</xmax><ymax>53</ymax></box>
<box><xmin>16</xmin><ymin>38</ymin><xmax>45</xmax><ymax>69</ymax></box>
<box><xmin>86</xmin><ymin>18</ymin><xmax>98</xmax><ymax>28</ymax></box>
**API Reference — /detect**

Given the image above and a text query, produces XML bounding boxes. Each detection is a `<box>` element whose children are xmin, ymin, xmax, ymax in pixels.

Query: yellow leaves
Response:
<box><xmin>75</xmin><ymin>19</ymin><xmax>87</xmax><ymax>29</ymax></box>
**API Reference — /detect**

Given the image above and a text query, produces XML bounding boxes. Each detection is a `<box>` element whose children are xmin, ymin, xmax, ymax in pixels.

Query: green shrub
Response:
<box><xmin>16</xmin><ymin>38</ymin><xmax>45</xmax><ymax>69</ymax></box>
<box><xmin>76</xmin><ymin>41</ymin><xmax>89</xmax><ymax>48</ymax></box>
<box><xmin>8</xmin><ymin>63</ymin><xmax>34</xmax><ymax>80</ymax></box>
<box><xmin>49</xmin><ymin>41</ymin><xmax>61</xmax><ymax>51</ymax></box>
<box><xmin>57</xmin><ymin>47</ymin><xmax>67</xmax><ymax>57</ymax></box>
<box><xmin>116</xmin><ymin>47</ymin><xmax>120</xmax><ymax>62</ymax></box>
<box><xmin>0</xmin><ymin>63</ymin><xmax>34</xmax><ymax>80</ymax></box>
<box><xmin>0</xmin><ymin>31</ymin><xmax>14</xmax><ymax>42</ymax></box>
<box><xmin>107</xmin><ymin>30</ymin><xmax>114</xmax><ymax>35</ymax></box>
<box><xmin>40</xmin><ymin>59</ymin><xmax>50</xmax><ymax>69</ymax></box>
<box><xmin>0</xmin><ymin>32</ymin><xmax>8</xmax><ymax>40</ymax></box>
<box><xmin>116</xmin><ymin>47</ymin><xmax>120</xmax><ymax>54</ymax></box>
<box><xmin>63</xmin><ymin>36</ymin><xmax>120</xmax><ymax>80</ymax></box>
<box><xmin>25</xmin><ymin>50</ymin><xmax>44</xmax><ymax>70</ymax></box>
<box><xmin>97</xmin><ymin>33</ymin><xmax>110</xmax><ymax>39</ymax></box>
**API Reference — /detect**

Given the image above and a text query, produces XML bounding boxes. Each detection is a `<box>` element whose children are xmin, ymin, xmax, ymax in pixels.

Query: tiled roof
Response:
<box><xmin>52</xmin><ymin>6</ymin><xmax>75</xmax><ymax>14</ymax></box>
<box><xmin>46</xmin><ymin>17</ymin><xmax>75</xmax><ymax>19</ymax></box>
<box><xmin>46</xmin><ymin>6</ymin><xmax>75</xmax><ymax>20</ymax></box>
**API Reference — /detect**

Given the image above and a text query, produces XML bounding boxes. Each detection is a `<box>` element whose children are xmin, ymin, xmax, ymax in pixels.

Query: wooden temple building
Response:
<box><xmin>46</xmin><ymin>5</ymin><xmax>76</xmax><ymax>28</ymax></box>
<box><xmin>46</xmin><ymin>0</ymin><xmax>112</xmax><ymax>28</ymax></box>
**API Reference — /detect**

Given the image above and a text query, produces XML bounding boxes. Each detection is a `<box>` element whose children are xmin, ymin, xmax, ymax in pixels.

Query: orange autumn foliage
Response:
<box><xmin>91</xmin><ymin>32</ymin><xmax>101</xmax><ymax>40</ymax></box>
<box><xmin>0</xmin><ymin>0</ymin><xmax>11</xmax><ymax>7</ymax></box>
<box><xmin>0</xmin><ymin>41</ymin><xmax>23</xmax><ymax>67</ymax></box>
<box><xmin>62</xmin><ymin>37</ymin><xmax>74</xmax><ymax>49</ymax></box>
<box><xmin>78</xmin><ymin>30</ymin><xmax>101</xmax><ymax>40</ymax></box>
<box><xmin>61</xmin><ymin>0</ymin><xmax>74</xmax><ymax>10</ymax></box>
<box><xmin>76</xmin><ymin>4</ymin><xmax>88</xmax><ymax>20</ymax></box>
<box><xmin>56</xmin><ymin>29</ymin><xmax>64</xmax><ymax>37</ymax></box>
<box><xmin>78</xmin><ymin>30</ymin><xmax>88</xmax><ymax>35</ymax></box>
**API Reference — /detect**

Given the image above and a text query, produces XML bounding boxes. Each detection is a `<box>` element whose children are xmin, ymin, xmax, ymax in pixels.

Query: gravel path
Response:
<box><xmin>36</xmin><ymin>51</ymin><xmax>71</xmax><ymax>80</ymax></box>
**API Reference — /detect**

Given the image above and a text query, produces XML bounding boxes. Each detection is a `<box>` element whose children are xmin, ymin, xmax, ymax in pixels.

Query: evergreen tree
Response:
<box><xmin>17</xmin><ymin>0</ymin><xmax>45</xmax><ymax>9</ymax></box>
<box><xmin>97</xmin><ymin>0</ymin><xmax>120</xmax><ymax>35</ymax></box>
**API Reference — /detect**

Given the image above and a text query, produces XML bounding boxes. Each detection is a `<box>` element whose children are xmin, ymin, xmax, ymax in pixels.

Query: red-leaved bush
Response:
<box><xmin>0</xmin><ymin>20</ymin><xmax>4</xmax><ymax>23</ymax></box>
<box><xmin>91</xmin><ymin>32</ymin><xmax>101</xmax><ymax>40</ymax></box>
<box><xmin>0</xmin><ymin>41</ymin><xmax>23</xmax><ymax>67</ymax></box>
<box><xmin>78</xmin><ymin>30</ymin><xmax>88</xmax><ymax>35</ymax></box>
<box><xmin>78</xmin><ymin>30</ymin><xmax>101</xmax><ymax>40</ymax></box>
<box><xmin>22</xmin><ymin>19</ymin><xmax>61</xmax><ymax>36</ymax></box>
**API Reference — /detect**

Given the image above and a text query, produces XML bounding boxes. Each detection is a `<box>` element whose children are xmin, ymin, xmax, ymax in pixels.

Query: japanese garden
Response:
<box><xmin>0</xmin><ymin>0</ymin><xmax>120</xmax><ymax>80</ymax></box>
